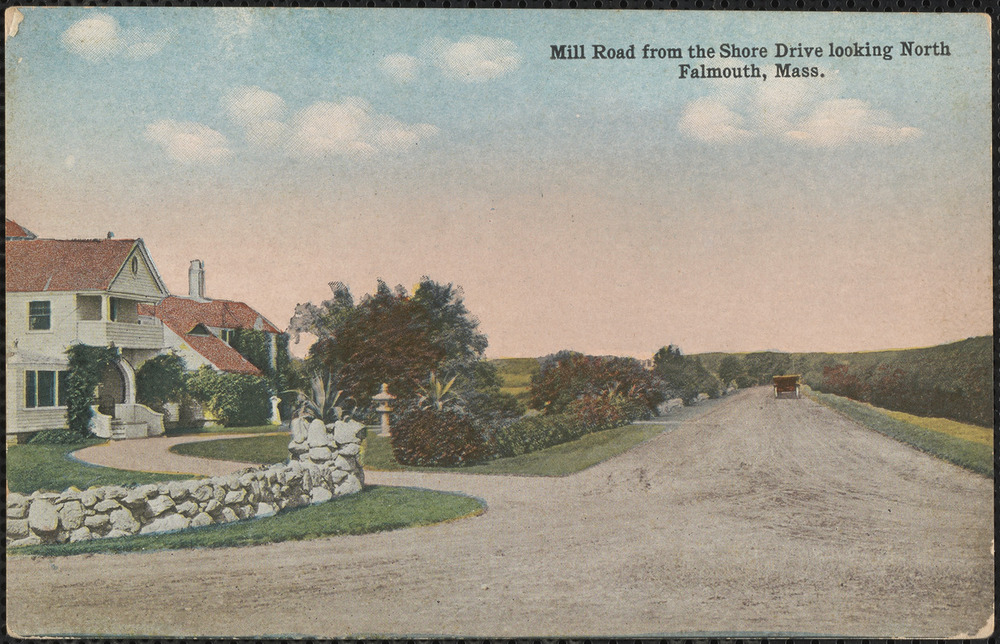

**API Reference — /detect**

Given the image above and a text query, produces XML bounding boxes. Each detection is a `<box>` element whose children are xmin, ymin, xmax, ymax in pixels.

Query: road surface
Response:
<box><xmin>6</xmin><ymin>388</ymin><xmax>993</xmax><ymax>638</ymax></box>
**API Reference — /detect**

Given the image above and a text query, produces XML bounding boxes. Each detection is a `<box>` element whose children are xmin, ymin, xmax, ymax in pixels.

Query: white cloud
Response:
<box><xmin>785</xmin><ymin>99</ymin><xmax>923</xmax><ymax>147</ymax></box>
<box><xmin>678</xmin><ymin>97</ymin><xmax>754</xmax><ymax>144</ymax></box>
<box><xmin>62</xmin><ymin>14</ymin><xmax>169</xmax><ymax>60</ymax></box>
<box><xmin>678</xmin><ymin>68</ymin><xmax>920</xmax><ymax>147</ymax></box>
<box><xmin>430</xmin><ymin>36</ymin><xmax>521</xmax><ymax>82</ymax></box>
<box><xmin>222</xmin><ymin>86</ymin><xmax>290</xmax><ymax>148</ymax></box>
<box><xmin>145</xmin><ymin>120</ymin><xmax>232</xmax><ymax>165</ymax></box>
<box><xmin>288</xmin><ymin>98</ymin><xmax>439</xmax><ymax>158</ymax></box>
<box><xmin>380</xmin><ymin>54</ymin><xmax>420</xmax><ymax>83</ymax></box>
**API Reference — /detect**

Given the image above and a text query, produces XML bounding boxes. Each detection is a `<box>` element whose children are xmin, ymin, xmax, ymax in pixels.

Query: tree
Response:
<box><xmin>653</xmin><ymin>345</ymin><xmax>721</xmax><ymax>404</ymax></box>
<box><xmin>136</xmin><ymin>353</ymin><xmax>187</xmax><ymax>412</ymax></box>
<box><xmin>289</xmin><ymin>277</ymin><xmax>490</xmax><ymax>405</ymax></box>
<box><xmin>716</xmin><ymin>355</ymin><xmax>741</xmax><ymax>387</ymax></box>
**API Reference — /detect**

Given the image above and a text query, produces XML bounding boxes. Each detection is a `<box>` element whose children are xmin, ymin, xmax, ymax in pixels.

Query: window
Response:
<box><xmin>221</xmin><ymin>329</ymin><xmax>235</xmax><ymax>344</ymax></box>
<box><xmin>28</xmin><ymin>301</ymin><xmax>51</xmax><ymax>330</ymax></box>
<box><xmin>131</xmin><ymin>256</ymin><xmax>139</xmax><ymax>275</ymax></box>
<box><xmin>25</xmin><ymin>370</ymin><xmax>67</xmax><ymax>408</ymax></box>
<box><xmin>110</xmin><ymin>298</ymin><xmax>119</xmax><ymax>322</ymax></box>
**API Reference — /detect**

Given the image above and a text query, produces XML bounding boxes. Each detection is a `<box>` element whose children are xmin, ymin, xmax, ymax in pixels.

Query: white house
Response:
<box><xmin>5</xmin><ymin>221</ymin><xmax>170</xmax><ymax>441</ymax></box>
<box><xmin>6</xmin><ymin>219</ymin><xmax>287</xmax><ymax>440</ymax></box>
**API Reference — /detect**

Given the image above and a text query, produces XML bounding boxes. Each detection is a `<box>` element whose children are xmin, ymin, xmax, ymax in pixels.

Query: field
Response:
<box><xmin>491</xmin><ymin>357</ymin><xmax>540</xmax><ymax>404</ymax></box>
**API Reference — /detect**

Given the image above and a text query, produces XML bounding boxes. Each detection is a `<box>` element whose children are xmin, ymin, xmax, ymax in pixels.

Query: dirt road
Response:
<box><xmin>7</xmin><ymin>388</ymin><xmax>993</xmax><ymax>637</ymax></box>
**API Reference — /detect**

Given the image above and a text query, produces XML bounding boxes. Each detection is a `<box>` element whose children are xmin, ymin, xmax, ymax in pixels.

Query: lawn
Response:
<box><xmin>809</xmin><ymin>390</ymin><xmax>992</xmax><ymax>476</ymax></box>
<box><xmin>7</xmin><ymin>440</ymin><xmax>193</xmax><ymax>494</ymax></box>
<box><xmin>171</xmin><ymin>432</ymin><xmax>290</xmax><ymax>463</ymax></box>
<box><xmin>165</xmin><ymin>424</ymin><xmax>283</xmax><ymax>437</ymax></box>
<box><xmin>9</xmin><ymin>486</ymin><xmax>485</xmax><ymax>557</ymax></box>
<box><xmin>172</xmin><ymin>420</ymin><xmax>679</xmax><ymax>477</ymax></box>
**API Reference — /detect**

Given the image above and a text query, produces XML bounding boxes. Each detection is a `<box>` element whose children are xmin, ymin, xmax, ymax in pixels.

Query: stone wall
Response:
<box><xmin>7</xmin><ymin>419</ymin><xmax>366</xmax><ymax>547</ymax></box>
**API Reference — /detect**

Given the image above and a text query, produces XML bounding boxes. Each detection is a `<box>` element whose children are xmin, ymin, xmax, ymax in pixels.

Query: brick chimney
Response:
<box><xmin>189</xmin><ymin>259</ymin><xmax>207</xmax><ymax>301</ymax></box>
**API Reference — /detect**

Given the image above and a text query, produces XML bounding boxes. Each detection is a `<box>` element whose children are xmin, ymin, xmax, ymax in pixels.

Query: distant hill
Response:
<box><xmin>696</xmin><ymin>336</ymin><xmax>992</xmax><ymax>427</ymax></box>
<box><xmin>490</xmin><ymin>358</ymin><xmax>541</xmax><ymax>403</ymax></box>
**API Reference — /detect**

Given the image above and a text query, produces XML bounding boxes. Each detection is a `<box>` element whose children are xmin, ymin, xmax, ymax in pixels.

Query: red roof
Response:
<box><xmin>181</xmin><ymin>333</ymin><xmax>264</xmax><ymax>376</ymax></box>
<box><xmin>6</xmin><ymin>219</ymin><xmax>36</xmax><ymax>240</ymax></box>
<box><xmin>6</xmin><ymin>238</ymin><xmax>138</xmax><ymax>292</ymax></box>
<box><xmin>140</xmin><ymin>295</ymin><xmax>279</xmax><ymax>376</ymax></box>
<box><xmin>140</xmin><ymin>296</ymin><xmax>280</xmax><ymax>335</ymax></box>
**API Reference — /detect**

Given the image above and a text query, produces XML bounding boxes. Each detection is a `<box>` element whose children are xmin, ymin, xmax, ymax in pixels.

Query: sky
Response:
<box><xmin>5</xmin><ymin>8</ymin><xmax>992</xmax><ymax>358</ymax></box>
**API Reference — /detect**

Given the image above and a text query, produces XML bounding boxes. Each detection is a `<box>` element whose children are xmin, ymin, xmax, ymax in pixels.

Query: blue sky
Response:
<box><xmin>6</xmin><ymin>9</ymin><xmax>992</xmax><ymax>357</ymax></box>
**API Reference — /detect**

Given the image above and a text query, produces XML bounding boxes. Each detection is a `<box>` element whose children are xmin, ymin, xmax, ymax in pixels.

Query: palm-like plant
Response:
<box><xmin>286</xmin><ymin>371</ymin><xmax>355</xmax><ymax>422</ymax></box>
<box><xmin>416</xmin><ymin>372</ymin><xmax>463</xmax><ymax>411</ymax></box>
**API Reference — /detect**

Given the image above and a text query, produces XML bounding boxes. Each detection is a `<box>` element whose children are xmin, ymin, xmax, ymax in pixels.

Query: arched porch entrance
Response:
<box><xmin>96</xmin><ymin>358</ymin><xmax>136</xmax><ymax>417</ymax></box>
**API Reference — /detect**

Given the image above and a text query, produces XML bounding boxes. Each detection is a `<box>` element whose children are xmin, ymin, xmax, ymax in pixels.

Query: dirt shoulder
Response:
<box><xmin>7</xmin><ymin>388</ymin><xmax>993</xmax><ymax>638</ymax></box>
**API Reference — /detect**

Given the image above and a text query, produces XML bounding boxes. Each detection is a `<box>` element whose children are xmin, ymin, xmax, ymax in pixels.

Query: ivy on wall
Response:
<box><xmin>65</xmin><ymin>344</ymin><xmax>119</xmax><ymax>436</ymax></box>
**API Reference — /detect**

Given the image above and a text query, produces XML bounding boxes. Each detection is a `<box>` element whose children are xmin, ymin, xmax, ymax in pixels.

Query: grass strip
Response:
<box><xmin>9</xmin><ymin>486</ymin><xmax>485</xmax><ymax>557</ymax></box>
<box><xmin>7</xmin><ymin>441</ymin><xmax>193</xmax><ymax>494</ymax></box>
<box><xmin>809</xmin><ymin>390</ymin><xmax>992</xmax><ymax>476</ymax></box>
<box><xmin>172</xmin><ymin>423</ymin><xmax>671</xmax><ymax>476</ymax></box>
<box><xmin>165</xmin><ymin>424</ymin><xmax>283</xmax><ymax>438</ymax></box>
<box><xmin>170</xmin><ymin>433</ymin><xmax>290</xmax><ymax>464</ymax></box>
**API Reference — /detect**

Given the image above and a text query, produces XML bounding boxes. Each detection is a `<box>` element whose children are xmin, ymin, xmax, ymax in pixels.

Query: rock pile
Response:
<box><xmin>7</xmin><ymin>419</ymin><xmax>366</xmax><ymax>547</ymax></box>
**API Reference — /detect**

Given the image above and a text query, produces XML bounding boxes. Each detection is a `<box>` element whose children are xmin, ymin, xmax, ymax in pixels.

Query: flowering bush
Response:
<box><xmin>390</xmin><ymin>407</ymin><xmax>491</xmax><ymax>466</ymax></box>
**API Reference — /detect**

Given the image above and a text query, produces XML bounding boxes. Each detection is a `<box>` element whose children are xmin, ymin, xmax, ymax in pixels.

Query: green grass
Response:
<box><xmin>809</xmin><ymin>389</ymin><xmax>992</xmax><ymax>477</ymax></box>
<box><xmin>172</xmin><ymin>423</ymin><xmax>672</xmax><ymax>476</ymax></box>
<box><xmin>363</xmin><ymin>422</ymin><xmax>672</xmax><ymax>476</ymax></box>
<box><xmin>172</xmin><ymin>402</ymin><xmax>722</xmax><ymax>477</ymax></box>
<box><xmin>165</xmin><ymin>424</ymin><xmax>283</xmax><ymax>437</ymax></box>
<box><xmin>492</xmin><ymin>357</ymin><xmax>540</xmax><ymax>404</ymax></box>
<box><xmin>7</xmin><ymin>440</ymin><xmax>193</xmax><ymax>494</ymax></box>
<box><xmin>8</xmin><ymin>486</ymin><xmax>485</xmax><ymax>557</ymax></box>
<box><xmin>170</xmin><ymin>432</ymin><xmax>289</xmax><ymax>464</ymax></box>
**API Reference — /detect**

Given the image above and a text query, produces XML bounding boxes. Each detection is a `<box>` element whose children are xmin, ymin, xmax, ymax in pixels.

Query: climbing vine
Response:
<box><xmin>65</xmin><ymin>344</ymin><xmax>119</xmax><ymax>436</ymax></box>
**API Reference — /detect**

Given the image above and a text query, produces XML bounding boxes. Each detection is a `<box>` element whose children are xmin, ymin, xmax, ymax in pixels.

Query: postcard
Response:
<box><xmin>5</xmin><ymin>7</ymin><xmax>993</xmax><ymax>639</ymax></box>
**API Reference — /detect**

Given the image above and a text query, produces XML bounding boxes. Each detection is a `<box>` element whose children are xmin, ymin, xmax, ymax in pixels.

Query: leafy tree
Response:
<box><xmin>136</xmin><ymin>353</ymin><xmax>187</xmax><ymax>412</ymax></box>
<box><xmin>717</xmin><ymin>355</ymin><xmax>741</xmax><ymax>387</ymax></box>
<box><xmin>289</xmin><ymin>277</ymin><xmax>489</xmax><ymax>404</ymax></box>
<box><xmin>653</xmin><ymin>345</ymin><xmax>721</xmax><ymax>404</ymax></box>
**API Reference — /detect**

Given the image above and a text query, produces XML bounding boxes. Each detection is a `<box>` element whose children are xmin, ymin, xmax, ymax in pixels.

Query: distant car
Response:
<box><xmin>773</xmin><ymin>375</ymin><xmax>801</xmax><ymax>399</ymax></box>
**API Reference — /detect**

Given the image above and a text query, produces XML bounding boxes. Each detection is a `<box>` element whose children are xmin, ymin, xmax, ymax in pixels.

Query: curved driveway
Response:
<box><xmin>7</xmin><ymin>388</ymin><xmax>993</xmax><ymax>638</ymax></box>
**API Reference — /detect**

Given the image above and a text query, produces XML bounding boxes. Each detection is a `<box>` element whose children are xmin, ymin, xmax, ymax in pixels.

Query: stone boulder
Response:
<box><xmin>58</xmin><ymin>501</ymin><xmax>85</xmax><ymax>531</ymax></box>
<box><xmin>27</xmin><ymin>499</ymin><xmax>60</xmax><ymax>534</ymax></box>
<box><xmin>306</xmin><ymin>419</ymin><xmax>330</xmax><ymax>447</ymax></box>
<box><xmin>109</xmin><ymin>508</ymin><xmax>140</xmax><ymax>533</ymax></box>
<box><xmin>333</xmin><ymin>419</ymin><xmax>365</xmax><ymax>445</ymax></box>
<box><xmin>140</xmin><ymin>513</ymin><xmax>191</xmax><ymax>535</ymax></box>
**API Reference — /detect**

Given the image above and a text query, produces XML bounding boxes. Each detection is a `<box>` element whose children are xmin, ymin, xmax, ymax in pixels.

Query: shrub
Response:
<box><xmin>136</xmin><ymin>353</ymin><xmax>187</xmax><ymax>412</ymax></box>
<box><xmin>186</xmin><ymin>366</ymin><xmax>272</xmax><ymax>427</ymax></box>
<box><xmin>529</xmin><ymin>352</ymin><xmax>664</xmax><ymax>414</ymax></box>
<box><xmin>492</xmin><ymin>413</ymin><xmax>583</xmax><ymax>458</ymax></box>
<box><xmin>390</xmin><ymin>407</ymin><xmax>491</xmax><ymax>466</ymax></box>
<box><xmin>26</xmin><ymin>428</ymin><xmax>97</xmax><ymax>445</ymax></box>
<box><xmin>492</xmin><ymin>392</ymin><xmax>647</xmax><ymax>458</ymax></box>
